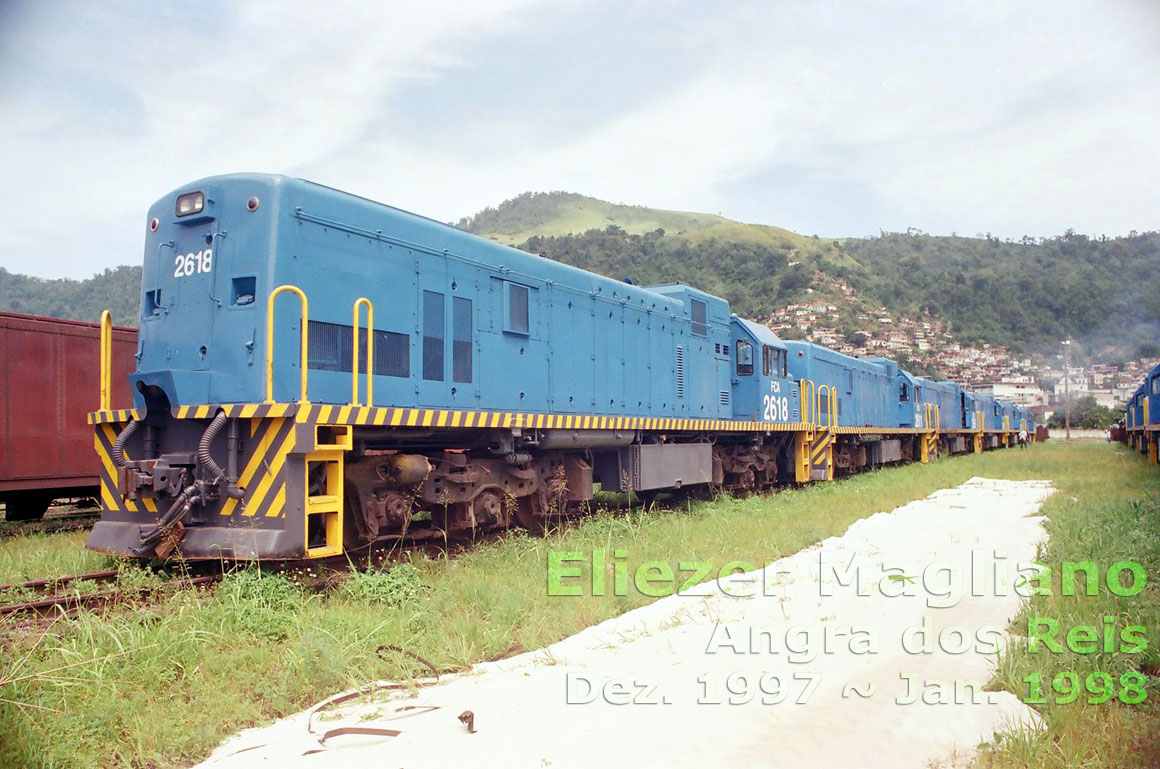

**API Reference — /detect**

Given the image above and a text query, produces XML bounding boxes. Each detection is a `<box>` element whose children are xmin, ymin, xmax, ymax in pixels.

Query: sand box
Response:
<box><xmin>197</xmin><ymin>476</ymin><xmax>1054</xmax><ymax>768</ymax></box>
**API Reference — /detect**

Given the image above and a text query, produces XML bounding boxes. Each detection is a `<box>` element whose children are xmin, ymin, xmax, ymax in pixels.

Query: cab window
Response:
<box><xmin>1152</xmin><ymin>378</ymin><xmax>1160</xmax><ymax>396</ymax></box>
<box><xmin>762</xmin><ymin>345</ymin><xmax>776</xmax><ymax>377</ymax></box>
<box><xmin>767</xmin><ymin>347</ymin><xmax>787</xmax><ymax>378</ymax></box>
<box><xmin>899</xmin><ymin>382</ymin><xmax>910</xmax><ymax>402</ymax></box>
<box><xmin>736</xmin><ymin>340</ymin><xmax>754</xmax><ymax>376</ymax></box>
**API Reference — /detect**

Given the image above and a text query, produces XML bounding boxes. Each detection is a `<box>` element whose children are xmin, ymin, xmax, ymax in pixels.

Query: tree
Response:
<box><xmin>1046</xmin><ymin>396</ymin><xmax>1119</xmax><ymax>429</ymax></box>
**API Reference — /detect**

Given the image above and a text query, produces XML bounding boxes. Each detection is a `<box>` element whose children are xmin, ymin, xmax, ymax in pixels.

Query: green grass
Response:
<box><xmin>0</xmin><ymin>530</ymin><xmax>115</xmax><ymax>587</ymax></box>
<box><xmin>0</xmin><ymin>442</ymin><xmax>1155</xmax><ymax>767</ymax></box>
<box><xmin>978</xmin><ymin>443</ymin><xmax>1160</xmax><ymax>768</ymax></box>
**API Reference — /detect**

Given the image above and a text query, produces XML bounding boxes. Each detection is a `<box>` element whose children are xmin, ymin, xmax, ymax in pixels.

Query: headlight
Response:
<box><xmin>175</xmin><ymin>191</ymin><xmax>205</xmax><ymax>217</ymax></box>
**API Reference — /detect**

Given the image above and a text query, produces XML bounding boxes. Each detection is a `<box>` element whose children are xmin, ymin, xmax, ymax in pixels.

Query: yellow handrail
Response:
<box><xmin>927</xmin><ymin>403</ymin><xmax>939</xmax><ymax>431</ymax></box>
<box><xmin>815</xmin><ymin>384</ymin><xmax>836</xmax><ymax>429</ymax></box>
<box><xmin>800</xmin><ymin>379</ymin><xmax>815</xmax><ymax>427</ymax></box>
<box><xmin>265</xmin><ymin>285</ymin><xmax>310</xmax><ymax>404</ymax></box>
<box><xmin>352</xmin><ymin>297</ymin><xmax>374</xmax><ymax>406</ymax></box>
<box><xmin>99</xmin><ymin>310</ymin><xmax>112</xmax><ymax>410</ymax></box>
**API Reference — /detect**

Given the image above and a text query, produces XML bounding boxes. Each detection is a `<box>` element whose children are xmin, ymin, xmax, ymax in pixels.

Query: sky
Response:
<box><xmin>0</xmin><ymin>0</ymin><xmax>1157</xmax><ymax>279</ymax></box>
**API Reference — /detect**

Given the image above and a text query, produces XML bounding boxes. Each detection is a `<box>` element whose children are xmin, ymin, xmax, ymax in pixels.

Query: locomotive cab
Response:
<box><xmin>728</xmin><ymin>317</ymin><xmax>797</xmax><ymax>424</ymax></box>
<box><xmin>867</xmin><ymin>357</ymin><xmax>918</xmax><ymax>428</ymax></box>
<box><xmin>961</xmin><ymin>391</ymin><xmax>976</xmax><ymax>430</ymax></box>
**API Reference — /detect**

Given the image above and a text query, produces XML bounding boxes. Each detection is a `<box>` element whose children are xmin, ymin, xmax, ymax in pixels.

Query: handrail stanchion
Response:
<box><xmin>265</xmin><ymin>285</ymin><xmax>310</xmax><ymax>404</ymax></box>
<box><xmin>812</xmin><ymin>378</ymin><xmax>821</xmax><ymax>426</ymax></box>
<box><xmin>800</xmin><ymin>379</ymin><xmax>816</xmax><ymax>427</ymax></box>
<box><xmin>99</xmin><ymin>310</ymin><xmax>112</xmax><ymax>411</ymax></box>
<box><xmin>815</xmin><ymin>384</ymin><xmax>834</xmax><ymax>429</ymax></box>
<box><xmin>352</xmin><ymin>297</ymin><xmax>374</xmax><ymax>406</ymax></box>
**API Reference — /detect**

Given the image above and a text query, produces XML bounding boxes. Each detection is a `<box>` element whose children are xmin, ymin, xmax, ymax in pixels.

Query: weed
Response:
<box><xmin>211</xmin><ymin>567</ymin><xmax>304</xmax><ymax>641</ymax></box>
<box><xmin>340</xmin><ymin>562</ymin><xmax>423</xmax><ymax>605</ymax></box>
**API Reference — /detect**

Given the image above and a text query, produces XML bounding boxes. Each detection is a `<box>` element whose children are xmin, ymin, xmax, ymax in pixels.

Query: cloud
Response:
<box><xmin>0</xmin><ymin>0</ymin><xmax>1157</xmax><ymax>279</ymax></box>
<box><xmin>0</xmin><ymin>0</ymin><xmax>547</xmax><ymax>277</ymax></box>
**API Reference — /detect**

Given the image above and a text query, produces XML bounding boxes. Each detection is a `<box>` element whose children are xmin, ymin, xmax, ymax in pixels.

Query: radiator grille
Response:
<box><xmin>675</xmin><ymin>346</ymin><xmax>685</xmax><ymax>398</ymax></box>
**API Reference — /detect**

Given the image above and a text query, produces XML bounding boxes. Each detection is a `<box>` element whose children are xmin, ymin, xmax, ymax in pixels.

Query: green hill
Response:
<box><xmin>0</xmin><ymin>266</ymin><xmax>141</xmax><ymax>327</ymax></box>
<box><xmin>841</xmin><ymin>231</ymin><xmax>1160</xmax><ymax>356</ymax></box>
<box><xmin>460</xmin><ymin>191</ymin><xmax>1160</xmax><ymax>358</ymax></box>
<box><xmin>457</xmin><ymin>191</ymin><xmax>814</xmax><ymax>251</ymax></box>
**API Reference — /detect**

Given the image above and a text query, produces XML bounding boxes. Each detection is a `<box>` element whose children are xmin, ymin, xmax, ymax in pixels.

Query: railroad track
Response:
<box><xmin>0</xmin><ymin>494</ymin><xmax>675</xmax><ymax>618</ymax></box>
<box><xmin>0</xmin><ymin>569</ymin><xmax>220</xmax><ymax>617</ymax></box>
<box><xmin>0</xmin><ymin>510</ymin><xmax>101</xmax><ymax>538</ymax></box>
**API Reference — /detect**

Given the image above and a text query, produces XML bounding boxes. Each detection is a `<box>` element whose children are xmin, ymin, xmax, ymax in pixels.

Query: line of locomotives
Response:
<box><xmin>1122</xmin><ymin>362</ymin><xmax>1160</xmax><ymax>464</ymax></box>
<box><xmin>86</xmin><ymin>174</ymin><xmax>1036</xmax><ymax>561</ymax></box>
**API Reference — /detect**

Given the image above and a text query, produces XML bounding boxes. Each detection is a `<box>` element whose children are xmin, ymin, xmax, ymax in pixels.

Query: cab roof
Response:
<box><xmin>732</xmin><ymin>317</ymin><xmax>787</xmax><ymax>351</ymax></box>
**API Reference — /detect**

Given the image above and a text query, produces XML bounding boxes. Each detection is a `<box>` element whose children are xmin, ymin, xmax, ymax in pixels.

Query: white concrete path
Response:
<box><xmin>198</xmin><ymin>477</ymin><xmax>1054</xmax><ymax>769</ymax></box>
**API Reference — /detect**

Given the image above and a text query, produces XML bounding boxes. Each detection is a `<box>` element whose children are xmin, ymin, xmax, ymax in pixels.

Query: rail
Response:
<box><xmin>99</xmin><ymin>310</ymin><xmax>113</xmax><ymax>410</ymax></box>
<box><xmin>265</xmin><ymin>285</ymin><xmax>310</xmax><ymax>404</ymax></box>
<box><xmin>0</xmin><ymin>570</ymin><xmax>219</xmax><ymax>616</ymax></box>
<box><xmin>352</xmin><ymin>297</ymin><xmax>374</xmax><ymax>406</ymax></box>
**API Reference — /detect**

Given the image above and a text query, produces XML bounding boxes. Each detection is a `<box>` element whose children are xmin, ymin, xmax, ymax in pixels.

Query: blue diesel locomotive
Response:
<box><xmin>1124</xmin><ymin>364</ymin><xmax>1159</xmax><ymax>462</ymax></box>
<box><xmin>87</xmin><ymin>174</ymin><xmax>1029</xmax><ymax>561</ymax></box>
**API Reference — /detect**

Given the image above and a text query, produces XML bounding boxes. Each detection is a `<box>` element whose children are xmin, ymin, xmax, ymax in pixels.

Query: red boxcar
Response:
<box><xmin>0</xmin><ymin>312</ymin><xmax>137</xmax><ymax>520</ymax></box>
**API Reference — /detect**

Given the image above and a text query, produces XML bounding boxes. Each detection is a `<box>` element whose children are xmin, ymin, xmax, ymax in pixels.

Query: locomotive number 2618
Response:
<box><xmin>763</xmin><ymin>394</ymin><xmax>789</xmax><ymax>422</ymax></box>
<box><xmin>174</xmin><ymin>249</ymin><xmax>213</xmax><ymax>278</ymax></box>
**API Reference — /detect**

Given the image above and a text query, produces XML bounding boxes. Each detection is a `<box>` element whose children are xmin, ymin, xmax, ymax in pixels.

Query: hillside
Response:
<box><xmin>0</xmin><ymin>266</ymin><xmax>141</xmax><ymax>327</ymax></box>
<box><xmin>457</xmin><ymin>191</ymin><xmax>815</xmax><ymax>251</ymax></box>
<box><xmin>462</xmin><ymin>192</ymin><xmax>1160</xmax><ymax>361</ymax></box>
<box><xmin>841</xmin><ymin>231</ymin><xmax>1160</xmax><ymax>357</ymax></box>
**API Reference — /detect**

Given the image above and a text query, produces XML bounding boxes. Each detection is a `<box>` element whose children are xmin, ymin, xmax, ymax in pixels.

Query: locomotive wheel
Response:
<box><xmin>514</xmin><ymin>488</ymin><xmax>548</xmax><ymax>533</ymax></box>
<box><xmin>515</xmin><ymin>484</ymin><xmax>570</xmax><ymax>533</ymax></box>
<box><xmin>472</xmin><ymin>489</ymin><xmax>508</xmax><ymax>529</ymax></box>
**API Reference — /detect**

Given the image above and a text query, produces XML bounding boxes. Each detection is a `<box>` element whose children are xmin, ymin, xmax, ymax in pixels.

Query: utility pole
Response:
<box><xmin>1063</xmin><ymin>339</ymin><xmax>1071</xmax><ymax>440</ymax></box>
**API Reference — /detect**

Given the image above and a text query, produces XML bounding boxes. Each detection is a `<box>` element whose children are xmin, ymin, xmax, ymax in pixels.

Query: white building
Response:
<box><xmin>979</xmin><ymin>379</ymin><xmax>1049</xmax><ymax>407</ymax></box>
